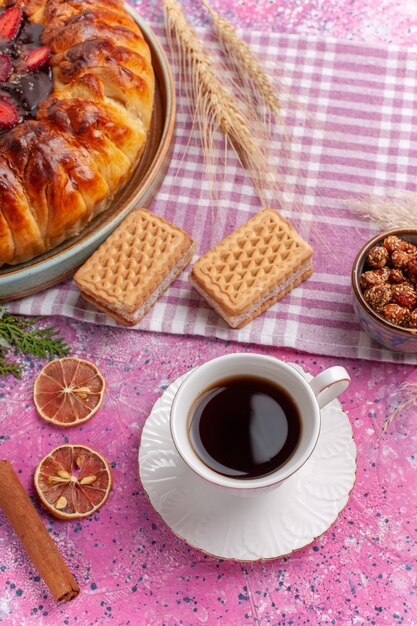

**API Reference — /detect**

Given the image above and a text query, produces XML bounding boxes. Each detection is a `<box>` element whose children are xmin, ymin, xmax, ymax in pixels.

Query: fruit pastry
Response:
<box><xmin>0</xmin><ymin>0</ymin><xmax>155</xmax><ymax>266</ymax></box>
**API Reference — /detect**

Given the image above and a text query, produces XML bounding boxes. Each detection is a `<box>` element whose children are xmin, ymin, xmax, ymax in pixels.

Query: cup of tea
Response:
<box><xmin>170</xmin><ymin>353</ymin><xmax>351</xmax><ymax>495</ymax></box>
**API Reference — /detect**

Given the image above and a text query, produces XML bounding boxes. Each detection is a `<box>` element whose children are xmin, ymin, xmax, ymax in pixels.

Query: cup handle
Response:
<box><xmin>309</xmin><ymin>366</ymin><xmax>351</xmax><ymax>410</ymax></box>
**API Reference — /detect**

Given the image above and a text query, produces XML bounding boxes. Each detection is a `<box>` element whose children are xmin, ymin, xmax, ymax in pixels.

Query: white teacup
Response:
<box><xmin>170</xmin><ymin>353</ymin><xmax>351</xmax><ymax>495</ymax></box>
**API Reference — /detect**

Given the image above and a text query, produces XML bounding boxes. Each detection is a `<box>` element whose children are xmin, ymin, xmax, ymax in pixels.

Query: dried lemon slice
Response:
<box><xmin>33</xmin><ymin>357</ymin><xmax>105</xmax><ymax>426</ymax></box>
<box><xmin>34</xmin><ymin>445</ymin><xmax>112</xmax><ymax>519</ymax></box>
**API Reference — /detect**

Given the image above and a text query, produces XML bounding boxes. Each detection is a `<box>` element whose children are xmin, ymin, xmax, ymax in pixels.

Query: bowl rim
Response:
<box><xmin>352</xmin><ymin>227</ymin><xmax>417</xmax><ymax>336</ymax></box>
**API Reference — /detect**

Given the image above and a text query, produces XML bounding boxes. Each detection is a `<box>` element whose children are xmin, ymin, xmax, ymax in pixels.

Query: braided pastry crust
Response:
<box><xmin>0</xmin><ymin>0</ymin><xmax>154</xmax><ymax>266</ymax></box>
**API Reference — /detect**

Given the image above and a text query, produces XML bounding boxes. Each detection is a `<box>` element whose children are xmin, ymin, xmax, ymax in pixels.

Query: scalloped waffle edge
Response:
<box><xmin>74</xmin><ymin>208</ymin><xmax>195</xmax><ymax>326</ymax></box>
<box><xmin>189</xmin><ymin>208</ymin><xmax>313</xmax><ymax>328</ymax></box>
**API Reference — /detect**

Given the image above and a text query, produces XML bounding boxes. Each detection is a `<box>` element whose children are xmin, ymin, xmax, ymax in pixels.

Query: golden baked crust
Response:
<box><xmin>0</xmin><ymin>0</ymin><xmax>154</xmax><ymax>266</ymax></box>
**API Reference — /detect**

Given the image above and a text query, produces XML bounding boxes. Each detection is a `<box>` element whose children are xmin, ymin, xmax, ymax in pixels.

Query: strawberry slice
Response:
<box><xmin>0</xmin><ymin>7</ymin><xmax>22</xmax><ymax>41</ymax></box>
<box><xmin>22</xmin><ymin>46</ymin><xmax>51</xmax><ymax>72</ymax></box>
<box><xmin>0</xmin><ymin>54</ymin><xmax>12</xmax><ymax>81</ymax></box>
<box><xmin>0</xmin><ymin>97</ymin><xmax>19</xmax><ymax>130</ymax></box>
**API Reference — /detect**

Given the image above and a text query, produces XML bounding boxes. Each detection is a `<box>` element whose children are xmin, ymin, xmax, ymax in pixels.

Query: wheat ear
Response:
<box><xmin>379</xmin><ymin>381</ymin><xmax>417</xmax><ymax>438</ymax></box>
<box><xmin>201</xmin><ymin>0</ymin><xmax>318</xmax><ymax>213</ymax></box>
<box><xmin>202</xmin><ymin>0</ymin><xmax>281</xmax><ymax>114</ymax></box>
<box><xmin>202</xmin><ymin>0</ymin><xmax>291</xmax><ymax>155</ymax></box>
<box><xmin>349</xmin><ymin>190</ymin><xmax>417</xmax><ymax>229</ymax></box>
<box><xmin>201</xmin><ymin>0</ymin><xmax>314</xmax><ymax>140</ymax></box>
<box><xmin>163</xmin><ymin>0</ymin><xmax>286</xmax><ymax>206</ymax></box>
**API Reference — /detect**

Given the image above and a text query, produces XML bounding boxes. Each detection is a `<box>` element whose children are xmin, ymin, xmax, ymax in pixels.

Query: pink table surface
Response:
<box><xmin>2</xmin><ymin>1</ymin><xmax>417</xmax><ymax>625</ymax></box>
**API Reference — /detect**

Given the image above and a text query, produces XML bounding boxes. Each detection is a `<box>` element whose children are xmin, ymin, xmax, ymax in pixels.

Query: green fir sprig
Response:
<box><xmin>0</xmin><ymin>307</ymin><xmax>70</xmax><ymax>379</ymax></box>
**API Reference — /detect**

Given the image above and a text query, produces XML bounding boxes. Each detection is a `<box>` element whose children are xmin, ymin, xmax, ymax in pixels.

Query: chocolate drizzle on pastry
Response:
<box><xmin>0</xmin><ymin>11</ymin><xmax>53</xmax><ymax>131</ymax></box>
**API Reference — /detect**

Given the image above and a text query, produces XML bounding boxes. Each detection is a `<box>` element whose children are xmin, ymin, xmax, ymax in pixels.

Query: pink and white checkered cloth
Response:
<box><xmin>8</xmin><ymin>26</ymin><xmax>417</xmax><ymax>364</ymax></box>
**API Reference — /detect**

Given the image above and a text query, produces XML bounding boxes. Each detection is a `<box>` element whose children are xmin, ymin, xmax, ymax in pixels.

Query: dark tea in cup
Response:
<box><xmin>171</xmin><ymin>353</ymin><xmax>350</xmax><ymax>494</ymax></box>
<box><xmin>189</xmin><ymin>375</ymin><xmax>302</xmax><ymax>479</ymax></box>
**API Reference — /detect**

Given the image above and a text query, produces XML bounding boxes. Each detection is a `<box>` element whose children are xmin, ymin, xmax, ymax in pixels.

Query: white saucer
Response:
<box><xmin>138</xmin><ymin>364</ymin><xmax>357</xmax><ymax>561</ymax></box>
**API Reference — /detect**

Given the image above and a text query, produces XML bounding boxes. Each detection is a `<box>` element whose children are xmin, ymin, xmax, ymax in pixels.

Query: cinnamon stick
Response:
<box><xmin>0</xmin><ymin>460</ymin><xmax>80</xmax><ymax>602</ymax></box>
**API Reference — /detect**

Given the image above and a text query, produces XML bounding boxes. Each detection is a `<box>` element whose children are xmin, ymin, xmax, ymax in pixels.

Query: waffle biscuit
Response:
<box><xmin>189</xmin><ymin>208</ymin><xmax>313</xmax><ymax>328</ymax></box>
<box><xmin>74</xmin><ymin>209</ymin><xmax>195</xmax><ymax>326</ymax></box>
